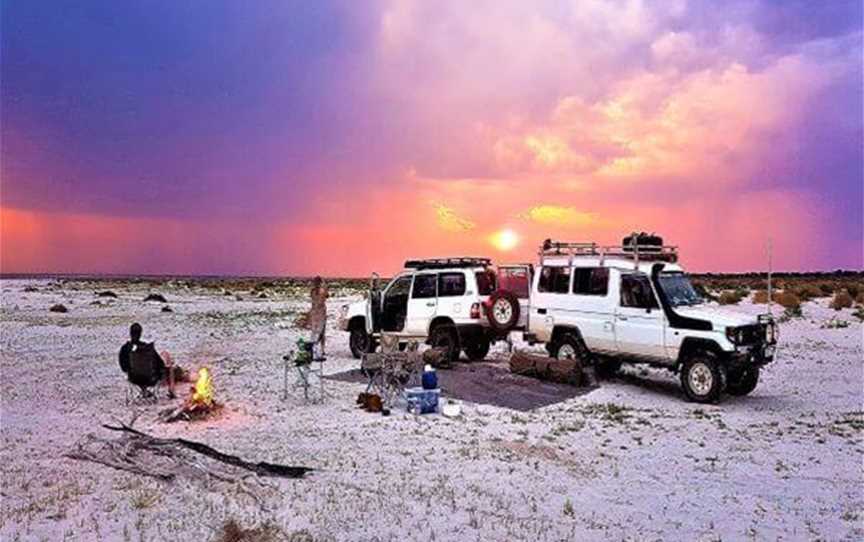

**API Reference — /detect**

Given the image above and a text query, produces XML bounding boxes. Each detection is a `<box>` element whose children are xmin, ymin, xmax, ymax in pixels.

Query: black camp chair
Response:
<box><xmin>125</xmin><ymin>342</ymin><xmax>166</xmax><ymax>404</ymax></box>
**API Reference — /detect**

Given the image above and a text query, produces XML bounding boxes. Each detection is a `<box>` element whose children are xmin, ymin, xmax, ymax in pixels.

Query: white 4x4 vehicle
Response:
<box><xmin>339</xmin><ymin>258</ymin><xmax>502</xmax><ymax>363</ymax></box>
<box><xmin>513</xmin><ymin>237</ymin><xmax>778</xmax><ymax>403</ymax></box>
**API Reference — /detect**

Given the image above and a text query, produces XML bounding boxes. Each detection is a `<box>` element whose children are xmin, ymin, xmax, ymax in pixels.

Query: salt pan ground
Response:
<box><xmin>1</xmin><ymin>278</ymin><xmax>861</xmax><ymax>541</ymax></box>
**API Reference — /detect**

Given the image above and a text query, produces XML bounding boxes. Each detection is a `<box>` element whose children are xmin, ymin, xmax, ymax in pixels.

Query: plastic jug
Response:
<box><xmin>421</xmin><ymin>364</ymin><xmax>438</xmax><ymax>390</ymax></box>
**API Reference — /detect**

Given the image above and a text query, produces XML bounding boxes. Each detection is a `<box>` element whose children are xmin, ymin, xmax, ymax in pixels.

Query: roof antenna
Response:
<box><xmin>767</xmin><ymin>238</ymin><xmax>773</xmax><ymax>317</ymax></box>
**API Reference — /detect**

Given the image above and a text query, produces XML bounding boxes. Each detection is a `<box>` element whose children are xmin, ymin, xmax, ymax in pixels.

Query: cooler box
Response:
<box><xmin>404</xmin><ymin>387</ymin><xmax>440</xmax><ymax>414</ymax></box>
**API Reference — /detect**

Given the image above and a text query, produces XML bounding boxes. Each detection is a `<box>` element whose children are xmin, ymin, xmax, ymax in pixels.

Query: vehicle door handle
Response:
<box><xmin>618</xmin><ymin>315</ymin><xmax>628</xmax><ymax>321</ymax></box>
<box><xmin>537</xmin><ymin>308</ymin><xmax>547</xmax><ymax>315</ymax></box>
<box><xmin>426</xmin><ymin>302</ymin><xmax>436</xmax><ymax>307</ymax></box>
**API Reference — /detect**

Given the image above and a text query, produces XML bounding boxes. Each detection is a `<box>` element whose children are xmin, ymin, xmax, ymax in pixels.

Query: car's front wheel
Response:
<box><xmin>349</xmin><ymin>327</ymin><xmax>375</xmax><ymax>359</ymax></box>
<box><xmin>463</xmin><ymin>338</ymin><xmax>490</xmax><ymax>362</ymax></box>
<box><xmin>680</xmin><ymin>351</ymin><xmax>726</xmax><ymax>403</ymax></box>
<box><xmin>727</xmin><ymin>366</ymin><xmax>759</xmax><ymax>396</ymax></box>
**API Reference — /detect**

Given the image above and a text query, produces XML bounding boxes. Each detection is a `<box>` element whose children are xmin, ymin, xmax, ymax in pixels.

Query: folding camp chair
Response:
<box><xmin>125</xmin><ymin>342</ymin><xmax>166</xmax><ymax>405</ymax></box>
<box><xmin>283</xmin><ymin>339</ymin><xmax>326</xmax><ymax>403</ymax></box>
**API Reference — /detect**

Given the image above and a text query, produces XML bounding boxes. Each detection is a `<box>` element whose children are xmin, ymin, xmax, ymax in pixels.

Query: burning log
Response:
<box><xmin>161</xmin><ymin>367</ymin><xmax>223</xmax><ymax>423</ymax></box>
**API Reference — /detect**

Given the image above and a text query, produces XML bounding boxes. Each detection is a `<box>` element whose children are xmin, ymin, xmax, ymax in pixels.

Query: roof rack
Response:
<box><xmin>539</xmin><ymin>240</ymin><xmax>678</xmax><ymax>267</ymax></box>
<box><xmin>404</xmin><ymin>257</ymin><xmax>492</xmax><ymax>270</ymax></box>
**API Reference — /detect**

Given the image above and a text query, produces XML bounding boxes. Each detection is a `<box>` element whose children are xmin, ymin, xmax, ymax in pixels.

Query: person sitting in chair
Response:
<box><xmin>119</xmin><ymin>323</ymin><xmax>177</xmax><ymax>399</ymax></box>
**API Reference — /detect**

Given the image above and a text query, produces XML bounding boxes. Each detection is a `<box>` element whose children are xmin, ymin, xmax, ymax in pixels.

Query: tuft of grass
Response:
<box><xmin>129</xmin><ymin>487</ymin><xmax>160</xmax><ymax>510</ymax></box>
<box><xmin>829</xmin><ymin>290</ymin><xmax>854</xmax><ymax>311</ymax></box>
<box><xmin>821</xmin><ymin>318</ymin><xmax>850</xmax><ymax>329</ymax></box>
<box><xmin>563</xmin><ymin>498</ymin><xmax>575</xmax><ymax>517</ymax></box>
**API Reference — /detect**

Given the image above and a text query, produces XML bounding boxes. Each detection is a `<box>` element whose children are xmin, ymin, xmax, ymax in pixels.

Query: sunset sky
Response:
<box><xmin>2</xmin><ymin>0</ymin><xmax>862</xmax><ymax>276</ymax></box>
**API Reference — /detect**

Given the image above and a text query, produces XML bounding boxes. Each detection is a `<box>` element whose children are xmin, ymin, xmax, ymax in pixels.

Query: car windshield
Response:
<box><xmin>658</xmin><ymin>272</ymin><xmax>703</xmax><ymax>307</ymax></box>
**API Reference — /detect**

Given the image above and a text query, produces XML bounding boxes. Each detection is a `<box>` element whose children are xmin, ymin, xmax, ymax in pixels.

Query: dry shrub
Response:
<box><xmin>752</xmin><ymin>290</ymin><xmax>769</xmax><ymax>304</ymax></box>
<box><xmin>819</xmin><ymin>282</ymin><xmax>836</xmax><ymax>295</ymax></box>
<box><xmin>856</xmin><ymin>291</ymin><xmax>864</xmax><ymax>305</ymax></box>
<box><xmin>830</xmin><ymin>290</ymin><xmax>854</xmax><ymax>311</ymax></box>
<box><xmin>795</xmin><ymin>284</ymin><xmax>824</xmax><ymax>301</ymax></box>
<box><xmin>718</xmin><ymin>291</ymin><xmax>743</xmax><ymax>305</ymax></box>
<box><xmin>774</xmin><ymin>291</ymin><xmax>801</xmax><ymax>311</ymax></box>
<box><xmin>213</xmin><ymin>520</ymin><xmax>287</xmax><ymax>542</ymax></box>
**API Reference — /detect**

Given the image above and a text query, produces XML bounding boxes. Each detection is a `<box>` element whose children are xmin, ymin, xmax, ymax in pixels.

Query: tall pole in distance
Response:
<box><xmin>767</xmin><ymin>238</ymin><xmax>773</xmax><ymax>316</ymax></box>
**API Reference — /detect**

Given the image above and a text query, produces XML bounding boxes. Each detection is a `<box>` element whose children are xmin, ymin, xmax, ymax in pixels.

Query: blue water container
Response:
<box><xmin>422</xmin><ymin>365</ymin><xmax>438</xmax><ymax>390</ymax></box>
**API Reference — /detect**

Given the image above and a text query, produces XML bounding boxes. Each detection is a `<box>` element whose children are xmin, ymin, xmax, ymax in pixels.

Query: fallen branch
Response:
<box><xmin>102</xmin><ymin>423</ymin><xmax>314</xmax><ymax>479</ymax></box>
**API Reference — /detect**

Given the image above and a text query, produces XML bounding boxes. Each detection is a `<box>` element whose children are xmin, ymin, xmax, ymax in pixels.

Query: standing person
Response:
<box><xmin>309</xmin><ymin>276</ymin><xmax>329</xmax><ymax>358</ymax></box>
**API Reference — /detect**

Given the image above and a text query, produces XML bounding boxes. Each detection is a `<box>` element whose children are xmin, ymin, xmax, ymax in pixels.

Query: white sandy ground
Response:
<box><xmin>0</xmin><ymin>278</ymin><xmax>862</xmax><ymax>542</ymax></box>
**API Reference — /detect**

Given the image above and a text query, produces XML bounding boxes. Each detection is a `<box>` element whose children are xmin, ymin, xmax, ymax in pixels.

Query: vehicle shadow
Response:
<box><xmin>608</xmin><ymin>365</ymin><xmax>799</xmax><ymax>409</ymax></box>
<box><xmin>606</xmin><ymin>368</ymin><xmax>687</xmax><ymax>400</ymax></box>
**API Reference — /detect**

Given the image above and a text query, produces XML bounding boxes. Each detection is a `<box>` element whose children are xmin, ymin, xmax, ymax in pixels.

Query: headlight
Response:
<box><xmin>340</xmin><ymin>304</ymin><xmax>349</xmax><ymax>317</ymax></box>
<box><xmin>726</xmin><ymin>326</ymin><xmax>741</xmax><ymax>345</ymax></box>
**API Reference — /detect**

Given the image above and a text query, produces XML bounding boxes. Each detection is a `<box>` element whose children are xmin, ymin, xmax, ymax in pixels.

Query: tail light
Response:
<box><xmin>470</xmin><ymin>303</ymin><xmax>481</xmax><ymax>319</ymax></box>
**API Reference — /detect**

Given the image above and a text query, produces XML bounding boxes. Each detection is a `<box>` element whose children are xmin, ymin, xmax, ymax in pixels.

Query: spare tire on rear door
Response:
<box><xmin>485</xmin><ymin>290</ymin><xmax>520</xmax><ymax>333</ymax></box>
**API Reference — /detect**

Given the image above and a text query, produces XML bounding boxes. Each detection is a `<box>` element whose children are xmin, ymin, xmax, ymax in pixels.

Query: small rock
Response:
<box><xmin>49</xmin><ymin>304</ymin><xmax>68</xmax><ymax>313</ymax></box>
<box><xmin>234</xmin><ymin>295</ymin><xmax>244</xmax><ymax>301</ymax></box>
<box><xmin>144</xmin><ymin>293</ymin><xmax>167</xmax><ymax>303</ymax></box>
<box><xmin>161</xmin><ymin>306</ymin><xmax>173</xmax><ymax>313</ymax></box>
<box><xmin>97</xmin><ymin>290</ymin><xmax>118</xmax><ymax>298</ymax></box>
<box><xmin>23</xmin><ymin>286</ymin><xmax>38</xmax><ymax>293</ymax></box>
<box><xmin>257</xmin><ymin>292</ymin><xmax>268</xmax><ymax>299</ymax></box>
<box><xmin>90</xmin><ymin>300</ymin><xmax>103</xmax><ymax>306</ymax></box>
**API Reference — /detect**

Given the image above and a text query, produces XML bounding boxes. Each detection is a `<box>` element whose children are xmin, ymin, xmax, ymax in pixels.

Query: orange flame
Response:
<box><xmin>191</xmin><ymin>367</ymin><xmax>214</xmax><ymax>407</ymax></box>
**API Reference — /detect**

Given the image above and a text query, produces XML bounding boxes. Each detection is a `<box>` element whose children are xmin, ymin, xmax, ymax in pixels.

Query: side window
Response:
<box><xmin>573</xmin><ymin>267</ymin><xmax>609</xmax><ymax>296</ymax></box>
<box><xmin>474</xmin><ymin>271</ymin><xmax>496</xmax><ymax>296</ymax></box>
<box><xmin>538</xmin><ymin>266</ymin><xmax>571</xmax><ymax>294</ymax></box>
<box><xmin>412</xmin><ymin>274</ymin><xmax>437</xmax><ymax>299</ymax></box>
<box><xmin>439</xmin><ymin>272</ymin><xmax>467</xmax><ymax>297</ymax></box>
<box><xmin>620</xmin><ymin>274</ymin><xmax>659</xmax><ymax>309</ymax></box>
<box><xmin>385</xmin><ymin>276</ymin><xmax>412</xmax><ymax>299</ymax></box>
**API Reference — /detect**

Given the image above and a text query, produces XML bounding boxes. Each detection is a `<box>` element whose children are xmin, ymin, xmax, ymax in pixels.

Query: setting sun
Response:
<box><xmin>490</xmin><ymin>228</ymin><xmax>519</xmax><ymax>251</ymax></box>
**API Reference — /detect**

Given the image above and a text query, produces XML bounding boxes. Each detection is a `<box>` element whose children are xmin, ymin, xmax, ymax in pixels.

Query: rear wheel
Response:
<box><xmin>349</xmin><ymin>326</ymin><xmax>376</xmax><ymax>359</ymax></box>
<box><xmin>553</xmin><ymin>333</ymin><xmax>584</xmax><ymax>361</ymax></box>
<box><xmin>727</xmin><ymin>366</ymin><xmax>759</xmax><ymax>396</ymax></box>
<box><xmin>463</xmin><ymin>338</ymin><xmax>490</xmax><ymax>362</ymax></box>
<box><xmin>430</xmin><ymin>325</ymin><xmax>460</xmax><ymax>364</ymax></box>
<box><xmin>680</xmin><ymin>351</ymin><xmax>726</xmax><ymax>403</ymax></box>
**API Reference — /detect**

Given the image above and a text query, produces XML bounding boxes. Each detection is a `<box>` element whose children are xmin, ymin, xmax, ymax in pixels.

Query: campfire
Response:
<box><xmin>161</xmin><ymin>367</ymin><xmax>223</xmax><ymax>423</ymax></box>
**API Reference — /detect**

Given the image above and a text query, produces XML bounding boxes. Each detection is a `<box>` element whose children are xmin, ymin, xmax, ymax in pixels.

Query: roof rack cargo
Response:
<box><xmin>404</xmin><ymin>257</ymin><xmax>492</xmax><ymax>270</ymax></box>
<box><xmin>540</xmin><ymin>238</ymin><xmax>678</xmax><ymax>266</ymax></box>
